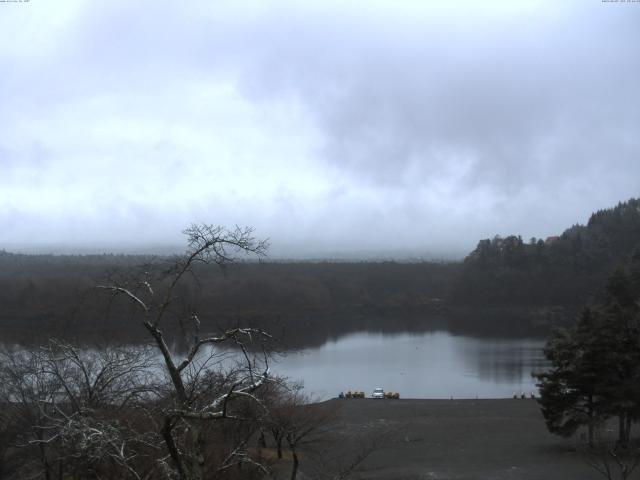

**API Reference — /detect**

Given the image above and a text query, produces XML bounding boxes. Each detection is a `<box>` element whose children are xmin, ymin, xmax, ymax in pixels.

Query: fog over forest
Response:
<box><xmin>1</xmin><ymin>1</ymin><xmax>639</xmax><ymax>258</ymax></box>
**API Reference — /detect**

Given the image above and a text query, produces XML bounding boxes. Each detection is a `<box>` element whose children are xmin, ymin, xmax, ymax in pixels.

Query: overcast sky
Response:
<box><xmin>1</xmin><ymin>1</ymin><xmax>638</xmax><ymax>258</ymax></box>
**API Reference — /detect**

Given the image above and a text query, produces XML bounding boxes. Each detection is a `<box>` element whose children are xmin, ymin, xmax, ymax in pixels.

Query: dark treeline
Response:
<box><xmin>0</xmin><ymin>254</ymin><xmax>457</xmax><ymax>316</ymax></box>
<box><xmin>455</xmin><ymin>198</ymin><xmax>640</xmax><ymax>308</ymax></box>
<box><xmin>1</xmin><ymin>198</ymin><xmax>640</xmax><ymax>344</ymax></box>
<box><xmin>0</xmin><ymin>252</ymin><xmax>461</xmax><ymax>346</ymax></box>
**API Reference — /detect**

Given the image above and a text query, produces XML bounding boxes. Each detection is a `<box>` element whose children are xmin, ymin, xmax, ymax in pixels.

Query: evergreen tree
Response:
<box><xmin>534</xmin><ymin>309</ymin><xmax>603</xmax><ymax>446</ymax></box>
<box><xmin>535</xmin><ymin>265</ymin><xmax>640</xmax><ymax>447</ymax></box>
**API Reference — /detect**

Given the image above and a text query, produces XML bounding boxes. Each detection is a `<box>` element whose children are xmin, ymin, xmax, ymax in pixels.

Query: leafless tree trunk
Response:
<box><xmin>263</xmin><ymin>384</ymin><xmax>335</xmax><ymax>480</ymax></box>
<box><xmin>98</xmin><ymin>224</ymin><xmax>272</xmax><ymax>480</ymax></box>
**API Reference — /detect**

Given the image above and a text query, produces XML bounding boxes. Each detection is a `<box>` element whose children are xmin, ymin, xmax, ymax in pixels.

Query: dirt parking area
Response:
<box><xmin>297</xmin><ymin>398</ymin><xmax>609</xmax><ymax>480</ymax></box>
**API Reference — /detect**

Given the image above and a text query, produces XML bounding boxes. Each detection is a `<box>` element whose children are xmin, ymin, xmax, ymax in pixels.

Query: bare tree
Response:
<box><xmin>308</xmin><ymin>431</ymin><xmax>388</xmax><ymax>480</ymax></box>
<box><xmin>584</xmin><ymin>442</ymin><xmax>640</xmax><ymax>480</ymax></box>
<box><xmin>0</xmin><ymin>341</ymin><xmax>160</xmax><ymax>480</ymax></box>
<box><xmin>0</xmin><ymin>344</ymin><xmax>66</xmax><ymax>479</ymax></box>
<box><xmin>0</xmin><ymin>399</ymin><xmax>20</xmax><ymax>479</ymax></box>
<box><xmin>264</xmin><ymin>384</ymin><xmax>335</xmax><ymax>480</ymax></box>
<box><xmin>98</xmin><ymin>224</ymin><xmax>273</xmax><ymax>480</ymax></box>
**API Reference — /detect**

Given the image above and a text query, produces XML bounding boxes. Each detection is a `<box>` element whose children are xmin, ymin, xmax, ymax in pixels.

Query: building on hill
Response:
<box><xmin>545</xmin><ymin>236</ymin><xmax>560</xmax><ymax>245</ymax></box>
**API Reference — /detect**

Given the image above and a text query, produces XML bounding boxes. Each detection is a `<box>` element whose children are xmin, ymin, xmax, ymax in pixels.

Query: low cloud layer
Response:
<box><xmin>1</xmin><ymin>1</ymin><xmax>639</xmax><ymax>258</ymax></box>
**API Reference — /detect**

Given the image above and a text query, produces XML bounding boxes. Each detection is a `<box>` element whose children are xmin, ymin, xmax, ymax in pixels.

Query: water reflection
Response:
<box><xmin>272</xmin><ymin>331</ymin><xmax>547</xmax><ymax>400</ymax></box>
<box><xmin>461</xmin><ymin>338</ymin><xmax>549</xmax><ymax>384</ymax></box>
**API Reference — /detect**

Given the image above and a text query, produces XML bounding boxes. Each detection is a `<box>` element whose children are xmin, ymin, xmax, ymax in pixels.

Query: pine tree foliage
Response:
<box><xmin>534</xmin><ymin>261</ymin><xmax>640</xmax><ymax>447</ymax></box>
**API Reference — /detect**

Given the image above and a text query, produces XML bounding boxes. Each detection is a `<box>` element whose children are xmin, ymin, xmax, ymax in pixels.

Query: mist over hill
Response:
<box><xmin>1</xmin><ymin>198</ymin><xmax>639</xmax><ymax>345</ymax></box>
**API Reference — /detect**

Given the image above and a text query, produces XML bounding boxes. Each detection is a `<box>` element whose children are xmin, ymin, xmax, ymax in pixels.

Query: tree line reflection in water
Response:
<box><xmin>273</xmin><ymin>330</ymin><xmax>548</xmax><ymax>400</ymax></box>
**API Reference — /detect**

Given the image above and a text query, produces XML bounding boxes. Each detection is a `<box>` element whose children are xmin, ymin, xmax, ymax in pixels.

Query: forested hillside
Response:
<box><xmin>0</xmin><ymin>252</ymin><xmax>460</xmax><ymax>344</ymax></box>
<box><xmin>1</xmin><ymin>198</ymin><xmax>639</xmax><ymax>343</ymax></box>
<box><xmin>455</xmin><ymin>198</ymin><xmax>640</xmax><ymax>307</ymax></box>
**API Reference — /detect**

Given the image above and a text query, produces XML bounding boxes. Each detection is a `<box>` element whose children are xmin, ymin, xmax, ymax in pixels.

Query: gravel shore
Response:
<box><xmin>306</xmin><ymin>398</ymin><xmax>605</xmax><ymax>480</ymax></box>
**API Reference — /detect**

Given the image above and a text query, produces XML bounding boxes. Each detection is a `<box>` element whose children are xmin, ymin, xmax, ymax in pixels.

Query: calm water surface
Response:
<box><xmin>272</xmin><ymin>331</ymin><xmax>547</xmax><ymax>400</ymax></box>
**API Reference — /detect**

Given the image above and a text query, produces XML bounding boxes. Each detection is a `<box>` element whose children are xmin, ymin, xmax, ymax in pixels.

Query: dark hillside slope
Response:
<box><xmin>454</xmin><ymin>198</ymin><xmax>640</xmax><ymax>309</ymax></box>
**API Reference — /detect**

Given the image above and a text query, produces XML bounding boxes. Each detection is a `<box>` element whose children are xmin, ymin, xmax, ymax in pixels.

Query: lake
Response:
<box><xmin>271</xmin><ymin>331</ymin><xmax>548</xmax><ymax>400</ymax></box>
<box><xmin>0</xmin><ymin>328</ymin><xmax>549</xmax><ymax>401</ymax></box>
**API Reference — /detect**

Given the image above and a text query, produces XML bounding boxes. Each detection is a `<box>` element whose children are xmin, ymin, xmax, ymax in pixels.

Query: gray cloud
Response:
<box><xmin>0</xmin><ymin>1</ymin><xmax>639</xmax><ymax>258</ymax></box>
<box><xmin>236</xmin><ymin>2</ymin><xmax>639</xmax><ymax>188</ymax></box>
